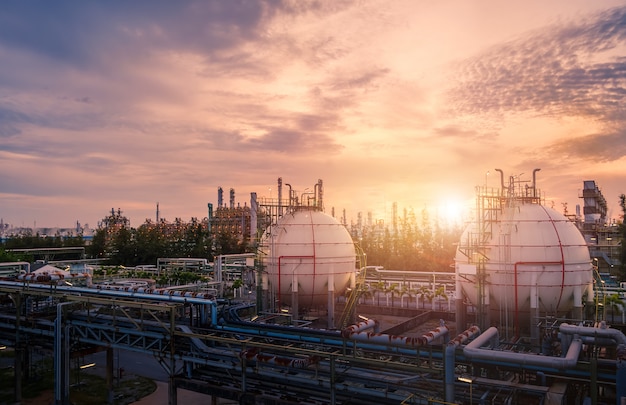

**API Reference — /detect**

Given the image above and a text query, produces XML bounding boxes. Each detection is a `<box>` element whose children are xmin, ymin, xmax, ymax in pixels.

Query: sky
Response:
<box><xmin>1</xmin><ymin>0</ymin><xmax>626</xmax><ymax>229</ymax></box>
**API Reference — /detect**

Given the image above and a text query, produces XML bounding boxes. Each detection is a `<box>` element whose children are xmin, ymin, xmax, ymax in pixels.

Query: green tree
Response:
<box><xmin>88</xmin><ymin>210</ymin><xmax>218</xmax><ymax>266</ymax></box>
<box><xmin>134</xmin><ymin>220</ymin><xmax>168</xmax><ymax>265</ymax></box>
<box><xmin>110</xmin><ymin>226</ymin><xmax>136</xmax><ymax>265</ymax></box>
<box><xmin>350</xmin><ymin>205</ymin><xmax>462</xmax><ymax>272</ymax></box>
<box><xmin>434</xmin><ymin>286</ymin><xmax>449</xmax><ymax>311</ymax></box>
<box><xmin>417</xmin><ymin>285</ymin><xmax>433</xmax><ymax>309</ymax></box>
<box><xmin>360</xmin><ymin>284</ymin><xmax>373</xmax><ymax>305</ymax></box>
<box><xmin>400</xmin><ymin>284</ymin><xmax>412</xmax><ymax>308</ymax></box>
<box><xmin>88</xmin><ymin>208</ymin><xmax>132</xmax><ymax>263</ymax></box>
<box><xmin>213</xmin><ymin>231</ymin><xmax>246</xmax><ymax>256</ymax></box>
<box><xmin>605</xmin><ymin>293</ymin><xmax>624</xmax><ymax>323</ymax></box>
<box><xmin>184</xmin><ymin>217</ymin><xmax>212</xmax><ymax>258</ymax></box>
<box><xmin>373</xmin><ymin>280</ymin><xmax>386</xmax><ymax>306</ymax></box>
<box><xmin>88</xmin><ymin>228</ymin><xmax>107</xmax><ymax>260</ymax></box>
<box><xmin>0</xmin><ymin>248</ymin><xmax>25</xmax><ymax>262</ymax></box>
<box><xmin>386</xmin><ymin>283</ymin><xmax>399</xmax><ymax>307</ymax></box>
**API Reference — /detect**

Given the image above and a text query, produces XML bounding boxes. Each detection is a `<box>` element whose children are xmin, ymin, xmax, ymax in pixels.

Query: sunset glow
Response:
<box><xmin>1</xmin><ymin>1</ymin><xmax>625</xmax><ymax>228</ymax></box>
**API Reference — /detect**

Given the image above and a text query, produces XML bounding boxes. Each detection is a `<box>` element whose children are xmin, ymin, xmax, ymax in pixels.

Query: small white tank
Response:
<box><xmin>261</xmin><ymin>209</ymin><xmax>356</xmax><ymax>309</ymax></box>
<box><xmin>455</xmin><ymin>203</ymin><xmax>592</xmax><ymax>320</ymax></box>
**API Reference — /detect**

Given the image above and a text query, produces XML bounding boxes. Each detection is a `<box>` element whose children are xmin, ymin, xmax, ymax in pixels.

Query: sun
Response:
<box><xmin>436</xmin><ymin>200</ymin><xmax>466</xmax><ymax>227</ymax></box>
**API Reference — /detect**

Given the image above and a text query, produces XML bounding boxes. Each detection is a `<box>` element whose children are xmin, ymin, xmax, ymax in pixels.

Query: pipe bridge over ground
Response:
<box><xmin>0</xmin><ymin>281</ymin><xmax>623</xmax><ymax>405</ymax></box>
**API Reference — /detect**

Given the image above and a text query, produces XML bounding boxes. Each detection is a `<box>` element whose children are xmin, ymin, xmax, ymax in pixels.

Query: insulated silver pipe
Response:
<box><xmin>0</xmin><ymin>280</ymin><xmax>216</xmax><ymax>306</ymax></box>
<box><xmin>445</xmin><ymin>325</ymin><xmax>482</xmax><ymax>403</ymax></box>
<box><xmin>532</xmin><ymin>168</ymin><xmax>541</xmax><ymax>197</ymax></box>
<box><xmin>559</xmin><ymin>323</ymin><xmax>626</xmax><ymax>345</ymax></box>
<box><xmin>347</xmin><ymin>324</ymin><xmax>449</xmax><ymax>348</ymax></box>
<box><xmin>463</xmin><ymin>327</ymin><xmax>582</xmax><ymax>369</ymax></box>
<box><xmin>495</xmin><ymin>168</ymin><xmax>504</xmax><ymax>191</ymax></box>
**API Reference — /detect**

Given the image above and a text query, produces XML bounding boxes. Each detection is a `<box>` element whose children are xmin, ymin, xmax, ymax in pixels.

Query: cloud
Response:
<box><xmin>447</xmin><ymin>6</ymin><xmax>626</xmax><ymax>120</ymax></box>
<box><xmin>245</xmin><ymin>127</ymin><xmax>342</xmax><ymax>153</ymax></box>
<box><xmin>433</xmin><ymin>125</ymin><xmax>497</xmax><ymax>141</ymax></box>
<box><xmin>1</xmin><ymin>1</ymin><xmax>625</xmax><ymax>227</ymax></box>
<box><xmin>0</xmin><ymin>107</ymin><xmax>27</xmax><ymax>138</ymax></box>
<box><xmin>549</xmin><ymin>130</ymin><xmax>626</xmax><ymax>162</ymax></box>
<box><xmin>445</xmin><ymin>5</ymin><xmax>626</xmax><ymax>163</ymax></box>
<box><xmin>0</xmin><ymin>1</ymin><xmax>274</xmax><ymax>64</ymax></box>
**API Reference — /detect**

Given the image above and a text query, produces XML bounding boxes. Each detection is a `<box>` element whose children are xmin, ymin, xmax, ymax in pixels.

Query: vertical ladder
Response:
<box><xmin>339</xmin><ymin>244</ymin><xmax>367</xmax><ymax>328</ymax></box>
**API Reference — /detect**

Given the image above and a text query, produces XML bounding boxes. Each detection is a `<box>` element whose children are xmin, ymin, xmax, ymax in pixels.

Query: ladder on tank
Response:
<box><xmin>338</xmin><ymin>244</ymin><xmax>367</xmax><ymax>329</ymax></box>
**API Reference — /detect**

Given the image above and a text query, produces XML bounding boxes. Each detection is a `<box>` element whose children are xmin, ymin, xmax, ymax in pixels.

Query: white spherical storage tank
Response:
<box><xmin>261</xmin><ymin>209</ymin><xmax>356</xmax><ymax>309</ymax></box>
<box><xmin>455</xmin><ymin>203</ymin><xmax>592</xmax><ymax>324</ymax></box>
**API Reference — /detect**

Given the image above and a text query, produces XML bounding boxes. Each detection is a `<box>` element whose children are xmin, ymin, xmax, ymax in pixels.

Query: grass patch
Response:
<box><xmin>70</xmin><ymin>373</ymin><xmax>156</xmax><ymax>405</ymax></box>
<box><xmin>0</xmin><ymin>350</ymin><xmax>14</xmax><ymax>359</ymax></box>
<box><xmin>0</xmin><ymin>356</ymin><xmax>157</xmax><ymax>405</ymax></box>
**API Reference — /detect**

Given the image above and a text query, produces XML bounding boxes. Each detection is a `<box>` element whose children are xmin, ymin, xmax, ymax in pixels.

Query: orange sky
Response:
<box><xmin>1</xmin><ymin>0</ymin><xmax>625</xmax><ymax>229</ymax></box>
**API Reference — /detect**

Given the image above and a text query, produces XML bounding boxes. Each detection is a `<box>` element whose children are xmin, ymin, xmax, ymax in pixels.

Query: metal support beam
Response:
<box><xmin>55</xmin><ymin>301</ymin><xmax>74</xmax><ymax>405</ymax></box>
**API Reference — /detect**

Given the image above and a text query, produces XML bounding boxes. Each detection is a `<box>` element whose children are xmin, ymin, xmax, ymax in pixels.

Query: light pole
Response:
<box><xmin>601</xmin><ymin>280</ymin><xmax>606</xmax><ymax>320</ymax></box>
<box><xmin>593</xmin><ymin>258</ymin><xmax>599</xmax><ymax>323</ymax></box>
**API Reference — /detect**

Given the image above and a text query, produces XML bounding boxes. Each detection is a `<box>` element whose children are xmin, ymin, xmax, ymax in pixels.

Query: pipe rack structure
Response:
<box><xmin>0</xmin><ymin>279</ymin><xmax>624</xmax><ymax>404</ymax></box>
